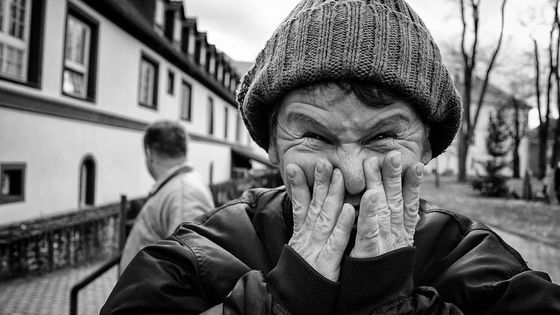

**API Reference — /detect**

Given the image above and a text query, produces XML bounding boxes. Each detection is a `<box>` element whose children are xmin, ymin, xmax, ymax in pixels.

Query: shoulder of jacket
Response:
<box><xmin>418</xmin><ymin>198</ymin><xmax>527</xmax><ymax>267</ymax></box>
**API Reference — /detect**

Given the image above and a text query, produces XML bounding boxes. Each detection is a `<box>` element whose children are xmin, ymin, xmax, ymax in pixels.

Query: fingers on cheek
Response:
<box><xmin>312</xmin><ymin>159</ymin><xmax>332</xmax><ymax>198</ymax></box>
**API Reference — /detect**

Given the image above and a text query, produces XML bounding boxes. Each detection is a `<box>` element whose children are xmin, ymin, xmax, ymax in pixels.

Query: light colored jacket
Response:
<box><xmin>120</xmin><ymin>163</ymin><xmax>214</xmax><ymax>271</ymax></box>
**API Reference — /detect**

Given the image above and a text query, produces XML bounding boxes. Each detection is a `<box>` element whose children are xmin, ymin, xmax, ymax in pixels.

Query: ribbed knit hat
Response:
<box><xmin>236</xmin><ymin>0</ymin><xmax>462</xmax><ymax>158</ymax></box>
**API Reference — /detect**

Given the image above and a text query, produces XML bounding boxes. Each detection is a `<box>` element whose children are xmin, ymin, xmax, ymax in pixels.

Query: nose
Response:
<box><xmin>331</xmin><ymin>147</ymin><xmax>367</xmax><ymax>196</ymax></box>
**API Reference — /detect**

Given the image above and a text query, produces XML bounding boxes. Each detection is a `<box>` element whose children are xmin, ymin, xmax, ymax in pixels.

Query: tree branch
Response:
<box><xmin>533</xmin><ymin>37</ymin><xmax>543</xmax><ymax>125</ymax></box>
<box><xmin>472</xmin><ymin>0</ymin><xmax>507</xmax><ymax>132</ymax></box>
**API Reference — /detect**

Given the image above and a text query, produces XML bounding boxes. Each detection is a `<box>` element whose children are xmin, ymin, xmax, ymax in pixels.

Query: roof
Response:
<box><xmin>81</xmin><ymin>0</ymin><xmax>238</xmax><ymax>107</ymax></box>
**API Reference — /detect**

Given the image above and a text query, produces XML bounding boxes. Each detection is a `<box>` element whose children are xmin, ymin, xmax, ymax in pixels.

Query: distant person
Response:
<box><xmin>119</xmin><ymin>120</ymin><xmax>214</xmax><ymax>271</ymax></box>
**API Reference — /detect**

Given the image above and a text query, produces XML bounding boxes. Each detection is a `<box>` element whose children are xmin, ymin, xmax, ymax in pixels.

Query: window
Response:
<box><xmin>180</xmin><ymin>80</ymin><xmax>192</xmax><ymax>121</ymax></box>
<box><xmin>0</xmin><ymin>163</ymin><xmax>25</xmax><ymax>204</ymax></box>
<box><xmin>224</xmin><ymin>106</ymin><xmax>229</xmax><ymax>139</ymax></box>
<box><xmin>207</xmin><ymin>96</ymin><xmax>214</xmax><ymax>135</ymax></box>
<box><xmin>62</xmin><ymin>6</ymin><xmax>98</xmax><ymax>100</ymax></box>
<box><xmin>78</xmin><ymin>156</ymin><xmax>95</xmax><ymax>207</ymax></box>
<box><xmin>167</xmin><ymin>69</ymin><xmax>174</xmax><ymax>95</ymax></box>
<box><xmin>138</xmin><ymin>54</ymin><xmax>158</xmax><ymax>109</ymax></box>
<box><xmin>235</xmin><ymin>114</ymin><xmax>242</xmax><ymax>142</ymax></box>
<box><xmin>0</xmin><ymin>0</ymin><xmax>31</xmax><ymax>81</ymax></box>
<box><xmin>224</xmin><ymin>70</ymin><xmax>230</xmax><ymax>89</ymax></box>
<box><xmin>154</xmin><ymin>0</ymin><xmax>164</xmax><ymax>32</ymax></box>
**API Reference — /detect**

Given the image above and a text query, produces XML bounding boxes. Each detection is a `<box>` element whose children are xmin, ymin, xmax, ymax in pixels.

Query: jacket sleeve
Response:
<box><xmin>333</xmin><ymin>221</ymin><xmax>560</xmax><ymax>314</ymax></box>
<box><xmin>100</xmin><ymin>241</ymin><xmax>337</xmax><ymax>315</ymax></box>
<box><xmin>333</xmin><ymin>247</ymin><xmax>464</xmax><ymax>314</ymax></box>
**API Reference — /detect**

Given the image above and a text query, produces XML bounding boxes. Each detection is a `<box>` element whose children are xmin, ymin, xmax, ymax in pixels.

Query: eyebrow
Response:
<box><xmin>287</xmin><ymin>112</ymin><xmax>326</xmax><ymax>129</ymax></box>
<box><xmin>372</xmin><ymin>114</ymin><xmax>412</xmax><ymax>129</ymax></box>
<box><xmin>287</xmin><ymin>112</ymin><xmax>412</xmax><ymax>131</ymax></box>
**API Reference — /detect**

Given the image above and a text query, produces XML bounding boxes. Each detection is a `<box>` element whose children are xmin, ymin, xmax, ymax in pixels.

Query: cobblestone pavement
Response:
<box><xmin>0</xmin><ymin>262</ymin><xmax>118</xmax><ymax>315</ymax></box>
<box><xmin>0</xmin><ymin>229</ymin><xmax>558</xmax><ymax>315</ymax></box>
<box><xmin>492</xmin><ymin>226</ymin><xmax>560</xmax><ymax>284</ymax></box>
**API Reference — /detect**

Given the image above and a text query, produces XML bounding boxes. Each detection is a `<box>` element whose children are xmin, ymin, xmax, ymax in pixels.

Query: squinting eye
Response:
<box><xmin>370</xmin><ymin>133</ymin><xmax>396</xmax><ymax>141</ymax></box>
<box><xmin>304</xmin><ymin>132</ymin><xmax>331</xmax><ymax>144</ymax></box>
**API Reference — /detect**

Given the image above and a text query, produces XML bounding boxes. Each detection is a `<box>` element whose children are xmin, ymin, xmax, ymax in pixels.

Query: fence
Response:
<box><xmin>211</xmin><ymin>171</ymin><xmax>283</xmax><ymax>206</ymax></box>
<box><xmin>0</xmin><ymin>198</ymin><xmax>143</xmax><ymax>282</ymax></box>
<box><xmin>0</xmin><ymin>171</ymin><xmax>283</xmax><ymax>282</ymax></box>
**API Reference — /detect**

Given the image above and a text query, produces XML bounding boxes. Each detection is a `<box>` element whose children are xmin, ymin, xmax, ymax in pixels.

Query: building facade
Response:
<box><xmin>0</xmin><ymin>0</ymin><xmax>269</xmax><ymax>225</ymax></box>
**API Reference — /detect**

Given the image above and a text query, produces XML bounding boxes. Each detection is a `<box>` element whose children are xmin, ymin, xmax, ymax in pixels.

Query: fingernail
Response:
<box><xmin>316</xmin><ymin>159</ymin><xmax>326</xmax><ymax>173</ymax></box>
<box><xmin>287</xmin><ymin>165</ymin><xmax>296</xmax><ymax>179</ymax></box>
<box><xmin>332</xmin><ymin>168</ymin><xmax>341</xmax><ymax>181</ymax></box>
<box><xmin>391</xmin><ymin>152</ymin><xmax>401</xmax><ymax>168</ymax></box>
<box><xmin>415</xmin><ymin>164</ymin><xmax>424</xmax><ymax>178</ymax></box>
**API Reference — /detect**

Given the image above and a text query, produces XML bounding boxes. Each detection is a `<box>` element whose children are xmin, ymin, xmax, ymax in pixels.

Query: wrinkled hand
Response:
<box><xmin>286</xmin><ymin>160</ymin><xmax>354</xmax><ymax>282</ymax></box>
<box><xmin>350</xmin><ymin>151</ymin><xmax>423</xmax><ymax>258</ymax></box>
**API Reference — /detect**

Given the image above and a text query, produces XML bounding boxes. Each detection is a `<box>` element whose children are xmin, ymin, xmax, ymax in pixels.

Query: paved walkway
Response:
<box><xmin>0</xmin><ymin>229</ymin><xmax>558</xmax><ymax>315</ymax></box>
<box><xmin>0</xmin><ymin>262</ymin><xmax>118</xmax><ymax>315</ymax></box>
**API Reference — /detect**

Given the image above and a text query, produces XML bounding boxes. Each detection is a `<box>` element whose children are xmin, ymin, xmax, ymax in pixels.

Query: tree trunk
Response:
<box><xmin>552</xmin><ymin>124</ymin><xmax>560</xmax><ymax>168</ymax></box>
<box><xmin>552</xmin><ymin>8</ymin><xmax>560</xmax><ymax>168</ymax></box>
<box><xmin>513</xmin><ymin>139</ymin><xmax>521</xmax><ymax>178</ymax></box>
<box><xmin>458</xmin><ymin>128</ymin><xmax>469</xmax><ymax>182</ymax></box>
<box><xmin>539</xmin><ymin>124</ymin><xmax>549</xmax><ymax>178</ymax></box>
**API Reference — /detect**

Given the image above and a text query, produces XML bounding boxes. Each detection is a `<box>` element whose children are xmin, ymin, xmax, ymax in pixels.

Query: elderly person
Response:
<box><xmin>102</xmin><ymin>0</ymin><xmax>560</xmax><ymax>314</ymax></box>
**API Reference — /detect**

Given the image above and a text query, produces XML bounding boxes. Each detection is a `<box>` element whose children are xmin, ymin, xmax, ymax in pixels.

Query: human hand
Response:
<box><xmin>350</xmin><ymin>151</ymin><xmax>423</xmax><ymax>258</ymax></box>
<box><xmin>286</xmin><ymin>160</ymin><xmax>355</xmax><ymax>282</ymax></box>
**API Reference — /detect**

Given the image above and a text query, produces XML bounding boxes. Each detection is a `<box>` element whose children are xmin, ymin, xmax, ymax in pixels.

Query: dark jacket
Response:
<box><xmin>101</xmin><ymin>187</ymin><xmax>560</xmax><ymax>315</ymax></box>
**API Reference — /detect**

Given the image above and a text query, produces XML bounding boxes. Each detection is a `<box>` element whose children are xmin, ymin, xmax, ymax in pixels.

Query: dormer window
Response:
<box><xmin>173</xmin><ymin>12</ymin><xmax>181</xmax><ymax>46</ymax></box>
<box><xmin>185</xmin><ymin>20</ymin><xmax>196</xmax><ymax>56</ymax></box>
<box><xmin>224</xmin><ymin>70</ymin><xmax>230</xmax><ymax>89</ymax></box>
<box><xmin>154</xmin><ymin>0</ymin><xmax>164</xmax><ymax>32</ymax></box>
<box><xmin>217</xmin><ymin>61</ymin><xmax>223</xmax><ymax>82</ymax></box>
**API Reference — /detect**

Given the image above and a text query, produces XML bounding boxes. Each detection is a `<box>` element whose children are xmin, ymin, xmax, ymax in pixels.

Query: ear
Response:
<box><xmin>145</xmin><ymin>148</ymin><xmax>153</xmax><ymax>162</ymax></box>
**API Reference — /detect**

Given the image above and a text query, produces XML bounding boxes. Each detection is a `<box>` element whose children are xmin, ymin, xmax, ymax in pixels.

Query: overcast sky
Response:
<box><xmin>184</xmin><ymin>0</ymin><xmax>556</xmax><ymax>126</ymax></box>
<box><xmin>184</xmin><ymin>0</ymin><xmax>550</xmax><ymax>61</ymax></box>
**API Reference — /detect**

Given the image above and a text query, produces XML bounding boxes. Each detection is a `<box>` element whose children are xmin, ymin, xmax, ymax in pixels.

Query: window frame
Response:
<box><xmin>207</xmin><ymin>96</ymin><xmax>214</xmax><ymax>135</ymax></box>
<box><xmin>0</xmin><ymin>0</ymin><xmax>44</xmax><ymax>88</ymax></box>
<box><xmin>0</xmin><ymin>0</ymin><xmax>31</xmax><ymax>82</ymax></box>
<box><xmin>138</xmin><ymin>52</ymin><xmax>159</xmax><ymax>110</ymax></box>
<box><xmin>224</xmin><ymin>106</ymin><xmax>228</xmax><ymax>139</ymax></box>
<box><xmin>78</xmin><ymin>155</ymin><xmax>95</xmax><ymax>207</ymax></box>
<box><xmin>0</xmin><ymin>162</ymin><xmax>26</xmax><ymax>205</ymax></box>
<box><xmin>179</xmin><ymin>79</ymin><xmax>192</xmax><ymax>121</ymax></box>
<box><xmin>154</xmin><ymin>0</ymin><xmax>164</xmax><ymax>33</ymax></box>
<box><xmin>235</xmin><ymin>114</ymin><xmax>242</xmax><ymax>143</ymax></box>
<box><xmin>167</xmin><ymin>68</ymin><xmax>174</xmax><ymax>95</ymax></box>
<box><xmin>61</xmin><ymin>3</ymin><xmax>98</xmax><ymax>102</ymax></box>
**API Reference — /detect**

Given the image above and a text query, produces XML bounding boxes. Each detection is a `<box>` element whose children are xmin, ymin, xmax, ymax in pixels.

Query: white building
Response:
<box><xmin>0</xmin><ymin>0</ymin><xmax>270</xmax><ymax>225</ymax></box>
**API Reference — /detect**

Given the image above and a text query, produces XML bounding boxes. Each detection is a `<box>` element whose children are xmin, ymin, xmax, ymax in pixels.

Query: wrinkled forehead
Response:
<box><xmin>276</xmin><ymin>82</ymin><xmax>423</xmax><ymax>123</ymax></box>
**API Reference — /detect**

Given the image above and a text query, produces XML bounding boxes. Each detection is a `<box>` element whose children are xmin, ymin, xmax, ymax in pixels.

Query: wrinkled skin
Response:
<box><xmin>268</xmin><ymin>83</ymin><xmax>431</xmax><ymax>281</ymax></box>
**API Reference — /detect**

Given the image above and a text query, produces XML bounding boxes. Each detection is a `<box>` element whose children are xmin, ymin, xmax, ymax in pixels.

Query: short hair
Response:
<box><xmin>143</xmin><ymin>120</ymin><xmax>188</xmax><ymax>158</ymax></box>
<box><xmin>269</xmin><ymin>81</ymin><xmax>431</xmax><ymax>156</ymax></box>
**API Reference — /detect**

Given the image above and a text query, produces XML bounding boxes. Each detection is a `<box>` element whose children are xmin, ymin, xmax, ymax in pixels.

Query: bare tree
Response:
<box><xmin>457</xmin><ymin>0</ymin><xmax>508</xmax><ymax>182</ymax></box>
<box><xmin>551</xmin><ymin>2</ymin><xmax>560</xmax><ymax>168</ymax></box>
<box><xmin>536</xmin><ymin>0</ymin><xmax>559</xmax><ymax>177</ymax></box>
<box><xmin>510</xmin><ymin>97</ymin><xmax>528</xmax><ymax>178</ymax></box>
<box><xmin>530</xmin><ymin>36</ymin><xmax>549</xmax><ymax>178</ymax></box>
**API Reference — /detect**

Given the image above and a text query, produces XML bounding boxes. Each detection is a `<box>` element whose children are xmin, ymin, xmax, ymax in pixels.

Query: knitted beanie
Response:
<box><xmin>236</xmin><ymin>0</ymin><xmax>462</xmax><ymax>158</ymax></box>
